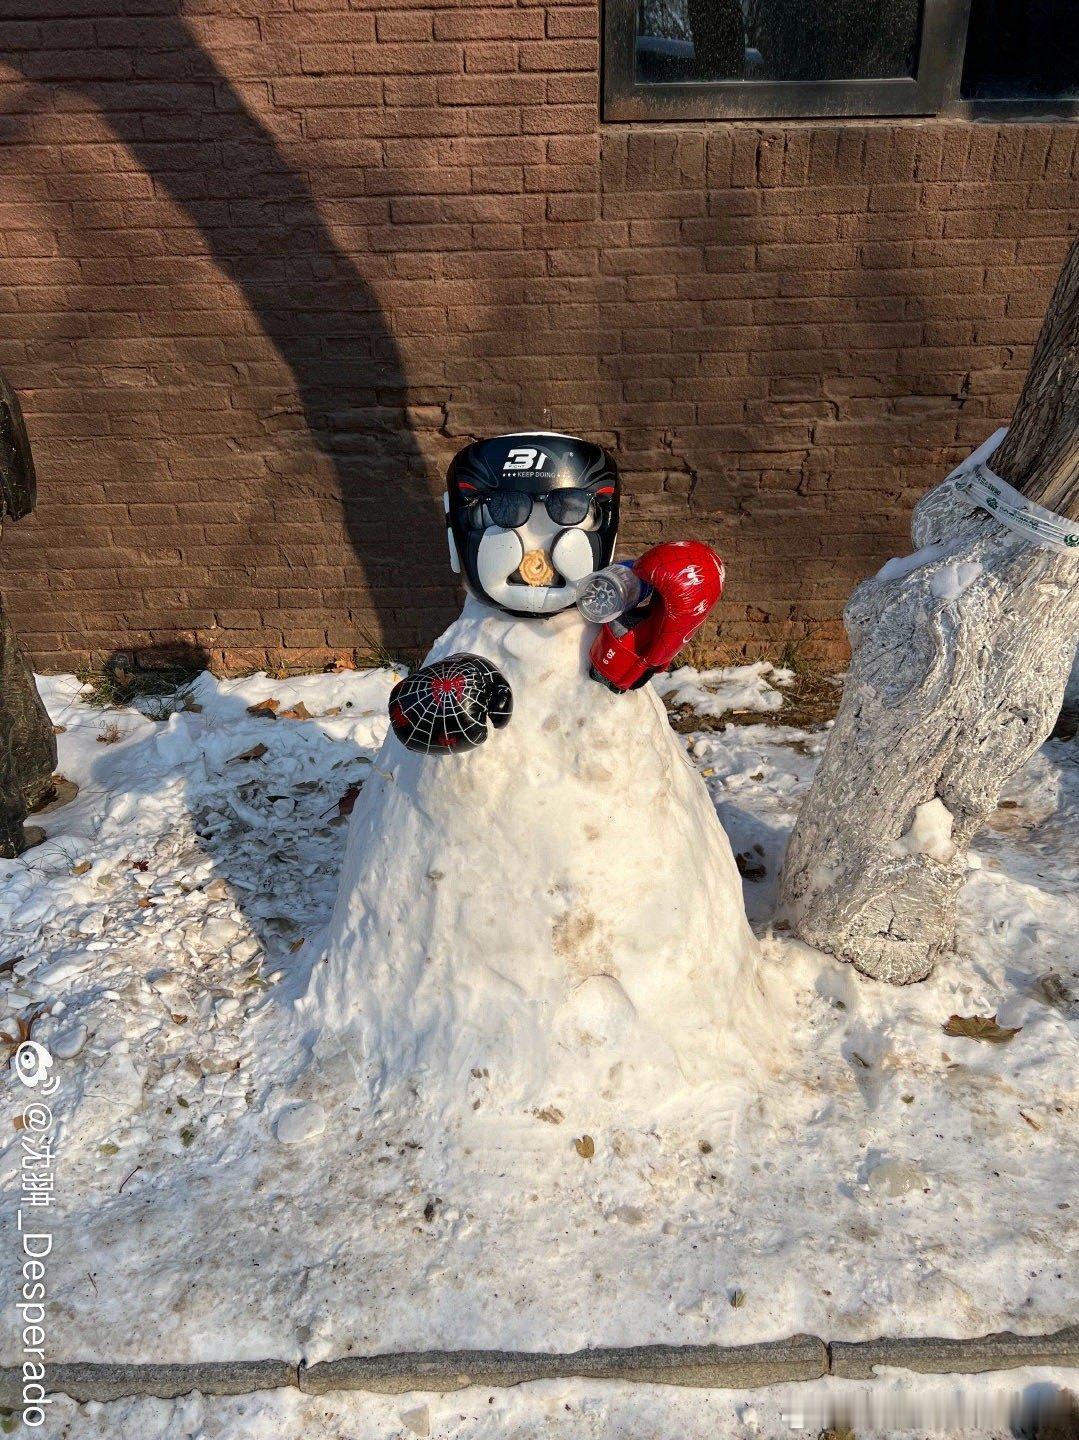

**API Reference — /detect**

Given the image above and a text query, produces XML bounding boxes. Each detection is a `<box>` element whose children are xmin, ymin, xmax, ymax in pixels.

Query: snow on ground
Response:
<box><xmin>652</xmin><ymin>659</ymin><xmax>794</xmax><ymax>717</ymax></box>
<box><xmin>0</xmin><ymin>666</ymin><xmax>1076</xmax><ymax>1405</ymax></box>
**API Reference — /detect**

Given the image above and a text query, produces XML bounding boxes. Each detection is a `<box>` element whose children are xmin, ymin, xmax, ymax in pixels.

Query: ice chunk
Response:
<box><xmin>35</xmin><ymin>954</ymin><xmax>92</xmax><ymax>987</ymax></box>
<box><xmin>400</xmin><ymin>1406</ymin><xmax>430</xmax><ymax>1437</ymax></box>
<box><xmin>867</xmin><ymin>1160</ymin><xmax>929</xmax><ymax>1197</ymax></box>
<box><xmin>274</xmin><ymin>1101</ymin><xmax>327</xmax><ymax>1145</ymax></box>
<box><xmin>51</xmin><ymin>1024</ymin><xmax>88</xmax><ymax>1059</ymax></box>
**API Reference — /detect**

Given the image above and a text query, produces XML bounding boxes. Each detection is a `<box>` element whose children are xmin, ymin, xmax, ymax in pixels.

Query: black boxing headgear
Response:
<box><xmin>445</xmin><ymin>433</ymin><xmax>619</xmax><ymax>617</ymax></box>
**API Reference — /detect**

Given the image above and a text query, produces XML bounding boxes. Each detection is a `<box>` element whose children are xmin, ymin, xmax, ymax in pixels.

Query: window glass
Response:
<box><xmin>961</xmin><ymin>0</ymin><xmax>1079</xmax><ymax>100</ymax></box>
<box><xmin>635</xmin><ymin>0</ymin><xmax>923</xmax><ymax>85</ymax></box>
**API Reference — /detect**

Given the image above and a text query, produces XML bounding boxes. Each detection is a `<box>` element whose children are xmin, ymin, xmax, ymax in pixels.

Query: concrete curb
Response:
<box><xmin>830</xmin><ymin>1324</ymin><xmax>1079</xmax><ymax>1381</ymax></box>
<box><xmin>0</xmin><ymin>1360</ymin><xmax>297</xmax><ymax>1407</ymax></box>
<box><xmin>0</xmin><ymin>1329</ymin><xmax>1075</xmax><ymax>1407</ymax></box>
<box><xmin>299</xmin><ymin>1336</ymin><xmax>828</xmax><ymax>1395</ymax></box>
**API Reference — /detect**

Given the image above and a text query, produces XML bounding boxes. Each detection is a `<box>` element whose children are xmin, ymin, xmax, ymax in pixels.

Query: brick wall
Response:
<box><xmin>0</xmin><ymin>1</ymin><xmax>1076</xmax><ymax>672</ymax></box>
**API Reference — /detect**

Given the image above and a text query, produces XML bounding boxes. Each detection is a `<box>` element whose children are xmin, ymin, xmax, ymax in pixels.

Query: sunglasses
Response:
<box><xmin>464</xmin><ymin>487</ymin><xmax>607</xmax><ymax>530</ymax></box>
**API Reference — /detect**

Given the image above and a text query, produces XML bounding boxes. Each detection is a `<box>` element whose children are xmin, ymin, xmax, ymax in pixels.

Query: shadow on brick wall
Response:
<box><xmin>4</xmin><ymin>3</ymin><xmax>457</xmax><ymax>656</ymax></box>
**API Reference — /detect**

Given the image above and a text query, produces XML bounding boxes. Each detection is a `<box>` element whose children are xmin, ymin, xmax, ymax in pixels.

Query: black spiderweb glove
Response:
<box><xmin>388</xmin><ymin>654</ymin><xmax>513</xmax><ymax>755</ymax></box>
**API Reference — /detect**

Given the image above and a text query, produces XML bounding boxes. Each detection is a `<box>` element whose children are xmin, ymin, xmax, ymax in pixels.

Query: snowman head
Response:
<box><xmin>444</xmin><ymin>433</ymin><xmax>619</xmax><ymax>617</ymax></box>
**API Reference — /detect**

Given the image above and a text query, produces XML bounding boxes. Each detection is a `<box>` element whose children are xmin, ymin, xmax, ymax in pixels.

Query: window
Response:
<box><xmin>604</xmin><ymin>0</ymin><xmax>1079</xmax><ymax>121</ymax></box>
<box><xmin>961</xmin><ymin>0</ymin><xmax>1079</xmax><ymax>103</ymax></box>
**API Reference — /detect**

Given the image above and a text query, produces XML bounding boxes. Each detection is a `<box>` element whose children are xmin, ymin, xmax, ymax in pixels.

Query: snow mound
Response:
<box><xmin>300</xmin><ymin>599</ymin><xmax>778</xmax><ymax>1115</ymax></box>
<box><xmin>897</xmin><ymin>798</ymin><xmax>957</xmax><ymax>863</ymax></box>
<box><xmin>653</xmin><ymin>661</ymin><xmax>793</xmax><ymax>719</ymax></box>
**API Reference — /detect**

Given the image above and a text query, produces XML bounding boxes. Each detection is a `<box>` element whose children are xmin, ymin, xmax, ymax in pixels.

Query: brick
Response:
<box><xmin>272</xmin><ymin>76</ymin><xmax>382</xmax><ymax>106</ymax></box>
<box><xmin>517</xmin><ymin>40</ymin><xmax>597</xmax><ymax>72</ymax></box>
<box><xmin>433</xmin><ymin>9</ymin><xmax>544</xmax><ymax>39</ymax></box>
<box><xmin>546</xmin><ymin>7</ymin><xmax>599</xmax><ymax>37</ymax></box>
<box><xmin>375</xmin><ymin>12</ymin><xmax>433</xmax><ymax>41</ymax></box>
<box><xmin>464</xmin><ymin>43</ymin><xmax>519</xmax><ymax>73</ymax></box>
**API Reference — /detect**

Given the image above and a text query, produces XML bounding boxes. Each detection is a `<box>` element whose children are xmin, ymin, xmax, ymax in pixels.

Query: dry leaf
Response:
<box><xmin>2</xmin><ymin>1006</ymin><xmax>45</xmax><ymax>1064</ymax></box>
<box><xmin>323</xmin><ymin>706</ymin><xmax>341</xmax><ymax>717</ymax></box>
<box><xmin>735</xmin><ymin>851</ymin><xmax>766</xmax><ymax>881</ymax></box>
<box><xmin>228</xmin><ymin>742</ymin><xmax>269</xmax><ymax>765</ymax></box>
<box><xmin>72</xmin><ymin>860</ymin><xmax>92</xmax><ymax>876</ymax></box>
<box><xmin>533</xmin><ymin>1106</ymin><xmax>564</xmax><ymax>1125</ymax></box>
<box><xmin>1035</xmin><ymin>972</ymin><xmax>1076</xmax><ymax>1017</ymax></box>
<box><xmin>942</xmin><ymin>1013</ymin><xmax>1022</xmax><ymax>1044</ymax></box>
<box><xmin>1018</xmin><ymin>1109</ymin><xmax>1041</xmax><ymax>1131</ymax></box>
<box><xmin>13</xmin><ymin>1113</ymin><xmax>25</xmax><ymax>1131</ymax></box>
<box><xmin>246</xmin><ymin>699</ymin><xmax>280</xmax><ymax>718</ymax></box>
<box><xmin>279</xmin><ymin>702</ymin><xmax>312</xmax><ymax>720</ymax></box>
<box><xmin>574</xmin><ymin>1135</ymin><xmax>595</xmax><ymax>1160</ymax></box>
<box><xmin>337</xmin><ymin>783</ymin><xmax>363</xmax><ymax>818</ymax></box>
<box><xmin>289</xmin><ymin>938</ymin><xmax>304</xmax><ymax>953</ymax></box>
<box><xmin>729</xmin><ymin>1288</ymin><xmax>746</xmax><ymax>1308</ymax></box>
<box><xmin>320</xmin><ymin>781</ymin><xmax>366</xmax><ymax>820</ymax></box>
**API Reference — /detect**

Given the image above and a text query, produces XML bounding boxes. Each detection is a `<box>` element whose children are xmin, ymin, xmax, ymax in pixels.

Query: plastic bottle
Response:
<box><xmin>574</xmin><ymin>562</ymin><xmax>652</xmax><ymax>624</ymax></box>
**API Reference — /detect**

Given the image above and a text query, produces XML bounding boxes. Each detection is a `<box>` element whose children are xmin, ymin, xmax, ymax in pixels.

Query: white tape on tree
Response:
<box><xmin>946</xmin><ymin>428</ymin><xmax>1079</xmax><ymax>555</ymax></box>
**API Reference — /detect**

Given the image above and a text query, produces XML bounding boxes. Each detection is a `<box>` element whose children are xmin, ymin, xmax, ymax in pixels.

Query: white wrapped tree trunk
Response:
<box><xmin>778</xmin><ymin>238</ymin><xmax>1079</xmax><ymax>984</ymax></box>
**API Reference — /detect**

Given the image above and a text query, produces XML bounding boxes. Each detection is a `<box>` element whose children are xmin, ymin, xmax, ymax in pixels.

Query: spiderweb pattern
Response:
<box><xmin>388</xmin><ymin>654</ymin><xmax>513</xmax><ymax>755</ymax></box>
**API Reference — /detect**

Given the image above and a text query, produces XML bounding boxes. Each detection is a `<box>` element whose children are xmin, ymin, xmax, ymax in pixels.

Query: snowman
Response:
<box><xmin>303</xmin><ymin>434</ymin><xmax>775</xmax><ymax>1116</ymax></box>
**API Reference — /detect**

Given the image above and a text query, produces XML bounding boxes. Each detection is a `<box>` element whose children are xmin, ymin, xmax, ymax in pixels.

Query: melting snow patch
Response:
<box><xmin>653</xmin><ymin>661</ymin><xmax>793</xmax><ymax>718</ymax></box>
<box><xmin>931</xmin><ymin>561</ymin><xmax>982</xmax><ymax>603</ymax></box>
<box><xmin>875</xmin><ymin>540</ymin><xmax>958</xmax><ymax>584</ymax></box>
<box><xmin>897</xmin><ymin>798</ymin><xmax>957</xmax><ymax>863</ymax></box>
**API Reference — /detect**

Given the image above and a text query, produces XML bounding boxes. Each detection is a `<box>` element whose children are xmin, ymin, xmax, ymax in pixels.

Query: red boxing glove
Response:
<box><xmin>588</xmin><ymin>540</ymin><xmax>725</xmax><ymax>693</ymax></box>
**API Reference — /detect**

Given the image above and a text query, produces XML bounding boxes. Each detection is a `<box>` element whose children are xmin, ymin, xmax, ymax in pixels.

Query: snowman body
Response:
<box><xmin>305</xmin><ymin>596</ymin><xmax>773</xmax><ymax>1114</ymax></box>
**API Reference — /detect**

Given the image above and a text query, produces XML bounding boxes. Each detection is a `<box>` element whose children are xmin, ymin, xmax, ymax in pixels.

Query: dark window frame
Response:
<box><xmin>603</xmin><ymin>0</ymin><xmax>1079</xmax><ymax>122</ymax></box>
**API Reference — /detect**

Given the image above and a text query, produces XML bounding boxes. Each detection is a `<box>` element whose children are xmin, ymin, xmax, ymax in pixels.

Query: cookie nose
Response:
<box><xmin>518</xmin><ymin>549</ymin><xmax>556</xmax><ymax>586</ymax></box>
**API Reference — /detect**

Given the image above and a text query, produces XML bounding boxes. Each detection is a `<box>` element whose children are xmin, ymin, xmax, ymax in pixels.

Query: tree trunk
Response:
<box><xmin>0</xmin><ymin>370</ymin><xmax>56</xmax><ymax>857</ymax></box>
<box><xmin>777</xmin><ymin>237</ymin><xmax>1079</xmax><ymax>984</ymax></box>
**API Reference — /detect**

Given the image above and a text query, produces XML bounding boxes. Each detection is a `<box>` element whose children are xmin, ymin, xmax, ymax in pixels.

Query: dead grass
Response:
<box><xmin>664</xmin><ymin>640</ymin><xmax>845</xmax><ymax>734</ymax></box>
<box><xmin>261</xmin><ymin>633</ymin><xmax>417</xmax><ymax>682</ymax></box>
<box><xmin>348</xmin><ymin>630</ymin><xmax>418</xmax><ymax>673</ymax></box>
<box><xmin>78</xmin><ymin>659</ymin><xmax>202</xmax><ymax>721</ymax></box>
